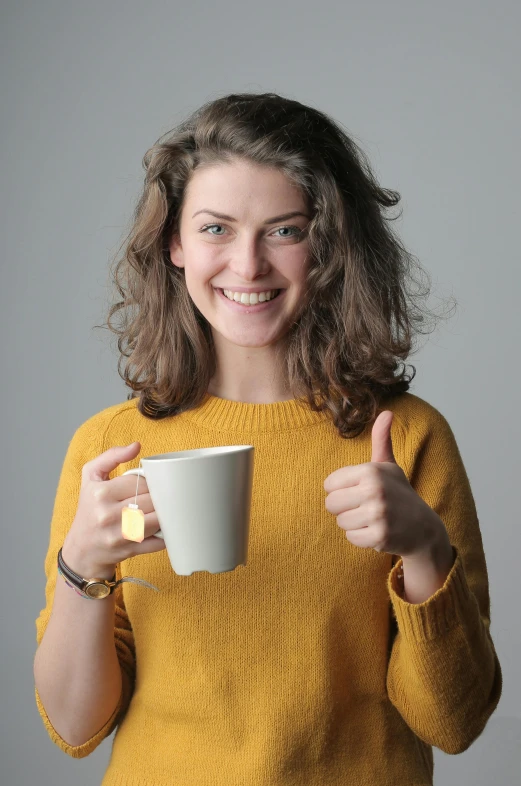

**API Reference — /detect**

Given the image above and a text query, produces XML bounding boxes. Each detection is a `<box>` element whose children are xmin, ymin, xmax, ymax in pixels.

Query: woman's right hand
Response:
<box><xmin>61</xmin><ymin>441</ymin><xmax>166</xmax><ymax>578</ymax></box>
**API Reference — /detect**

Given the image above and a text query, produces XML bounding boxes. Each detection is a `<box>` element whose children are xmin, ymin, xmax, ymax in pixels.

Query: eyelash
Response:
<box><xmin>199</xmin><ymin>224</ymin><xmax>302</xmax><ymax>239</ymax></box>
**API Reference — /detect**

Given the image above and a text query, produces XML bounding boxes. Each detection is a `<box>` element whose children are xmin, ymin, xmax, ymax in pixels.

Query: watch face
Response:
<box><xmin>85</xmin><ymin>581</ymin><xmax>112</xmax><ymax>599</ymax></box>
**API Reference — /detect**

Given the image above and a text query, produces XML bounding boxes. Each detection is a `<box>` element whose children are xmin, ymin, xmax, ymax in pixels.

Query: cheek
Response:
<box><xmin>185</xmin><ymin>254</ymin><xmax>221</xmax><ymax>288</ymax></box>
<box><xmin>284</xmin><ymin>248</ymin><xmax>309</xmax><ymax>282</ymax></box>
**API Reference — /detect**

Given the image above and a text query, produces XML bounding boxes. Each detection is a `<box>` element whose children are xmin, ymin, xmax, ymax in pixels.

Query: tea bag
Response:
<box><xmin>122</xmin><ymin>503</ymin><xmax>145</xmax><ymax>542</ymax></box>
<box><xmin>122</xmin><ymin>461</ymin><xmax>145</xmax><ymax>542</ymax></box>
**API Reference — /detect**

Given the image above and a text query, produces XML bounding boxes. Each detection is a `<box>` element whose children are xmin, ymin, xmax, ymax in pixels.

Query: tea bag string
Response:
<box><xmin>129</xmin><ymin>459</ymin><xmax>143</xmax><ymax>511</ymax></box>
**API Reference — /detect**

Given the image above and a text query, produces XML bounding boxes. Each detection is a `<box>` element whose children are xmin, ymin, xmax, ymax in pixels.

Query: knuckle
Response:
<box><xmin>364</xmin><ymin>466</ymin><xmax>383</xmax><ymax>492</ymax></box>
<box><xmin>372</xmin><ymin>484</ymin><xmax>386</xmax><ymax>504</ymax></box>
<box><xmin>92</xmin><ymin>485</ymin><xmax>108</xmax><ymax>502</ymax></box>
<box><xmin>370</xmin><ymin>498</ymin><xmax>387</xmax><ymax>522</ymax></box>
<box><xmin>101</xmin><ymin>527</ymin><xmax>118</xmax><ymax>551</ymax></box>
<box><xmin>365</xmin><ymin>463</ymin><xmax>380</xmax><ymax>481</ymax></box>
<box><xmin>363</xmin><ymin>481</ymin><xmax>384</xmax><ymax>505</ymax></box>
<box><xmin>96</xmin><ymin>508</ymin><xmax>113</xmax><ymax>528</ymax></box>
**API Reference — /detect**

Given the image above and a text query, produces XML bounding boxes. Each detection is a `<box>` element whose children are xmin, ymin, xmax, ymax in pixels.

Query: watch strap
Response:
<box><xmin>57</xmin><ymin>547</ymin><xmax>160</xmax><ymax>597</ymax></box>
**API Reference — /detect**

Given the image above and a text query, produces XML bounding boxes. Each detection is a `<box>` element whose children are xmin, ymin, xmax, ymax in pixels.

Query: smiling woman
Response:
<box><xmin>34</xmin><ymin>92</ymin><xmax>501</xmax><ymax>786</ymax></box>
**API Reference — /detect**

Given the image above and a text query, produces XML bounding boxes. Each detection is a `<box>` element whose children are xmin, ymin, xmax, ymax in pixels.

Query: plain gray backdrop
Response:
<box><xmin>2</xmin><ymin>0</ymin><xmax>519</xmax><ymax>783</ymax></box>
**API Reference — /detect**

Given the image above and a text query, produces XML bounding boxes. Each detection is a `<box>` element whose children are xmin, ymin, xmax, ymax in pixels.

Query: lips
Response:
<box><xmin>213</xmin><ymin>286</ymin><xmax>286</xmax><ymax>311</ymax></box>
<box><xmin>220</xmin><ymin>288</ymin><xmax>281</xmax><ymax>302</ymax></box>
<box><xmin>213</xmin><ymin>287</ymin><xmax>283</xmax><ymax>294</ymax></box>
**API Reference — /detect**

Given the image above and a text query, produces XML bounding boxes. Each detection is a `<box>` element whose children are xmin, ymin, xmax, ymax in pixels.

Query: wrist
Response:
<box><xmin>402</xmin><ymin>522</ymin><xmax>454</xmax><ymax>571</ymax></box>
<box><xmin>61</xmin><ymin>537</ymin><xmax>116</xmax><ymax>580</ymax></box>
<box><xmin>396</xmin><ymin>520</ymin><xmax>454</xmax><ymax>604</ymax></box>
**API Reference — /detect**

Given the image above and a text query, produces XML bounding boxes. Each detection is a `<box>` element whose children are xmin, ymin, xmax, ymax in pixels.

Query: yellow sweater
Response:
<box><xmin>34</xmin><ymin>391</ymin><xmax>502</xmax><ymax>785</ymax></box>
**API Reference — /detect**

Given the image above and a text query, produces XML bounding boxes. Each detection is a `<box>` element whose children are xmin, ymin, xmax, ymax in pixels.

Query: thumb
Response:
<box><xmin>85</xmin><ymin>441</ymin><xmax>141</xmax><ymax>482</ymax></box>
<box><xmin>371</xmin><ymin>411</ymin><xmax>396</xmax><ymax>464</ymax></box>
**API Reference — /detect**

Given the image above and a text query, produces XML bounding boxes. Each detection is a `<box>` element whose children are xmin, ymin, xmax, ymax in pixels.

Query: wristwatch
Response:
<box><xmin>57</xmin><ymin>547</ymin><xmax>160</xmax><ymax>599</ymax></box>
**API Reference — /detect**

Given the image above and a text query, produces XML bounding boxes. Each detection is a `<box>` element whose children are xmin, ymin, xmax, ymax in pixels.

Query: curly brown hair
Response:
<box><xmin>96</xmin><ymin>91</ymin><xmax>455</xmax><ymax>439</ymax></box>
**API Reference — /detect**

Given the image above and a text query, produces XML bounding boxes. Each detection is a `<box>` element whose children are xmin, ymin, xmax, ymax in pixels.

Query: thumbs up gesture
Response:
<box><xmin>323</xmin><ymin>411</ymin><xmax>446</xmax><ymax>558</ymax></box>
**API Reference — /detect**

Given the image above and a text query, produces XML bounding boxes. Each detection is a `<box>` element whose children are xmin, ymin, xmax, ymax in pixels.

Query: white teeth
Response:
<box><xmin>223</xmin><ymin>289</ymin><xmax>279</xmax><ymax>305</ymax></box>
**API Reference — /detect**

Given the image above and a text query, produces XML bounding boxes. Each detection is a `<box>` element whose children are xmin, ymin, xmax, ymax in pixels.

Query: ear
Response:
<box><xmin>169</xmin><ymin>232</ymin><xmax>184</xmax><ymax>269</ymax></box>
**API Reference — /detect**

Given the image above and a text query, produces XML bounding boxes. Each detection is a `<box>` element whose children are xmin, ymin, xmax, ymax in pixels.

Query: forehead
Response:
<box><xmin>184</xmin><ymin>160</ymin><xmax>307</xmax><ymax>210</ymax></box>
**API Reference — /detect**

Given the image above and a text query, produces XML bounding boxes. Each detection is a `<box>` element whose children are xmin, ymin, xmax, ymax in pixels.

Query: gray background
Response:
<box><xmin>2</xmin><ymin>0</ymin><xmax>519</xmax><ymax>783</ymax></box>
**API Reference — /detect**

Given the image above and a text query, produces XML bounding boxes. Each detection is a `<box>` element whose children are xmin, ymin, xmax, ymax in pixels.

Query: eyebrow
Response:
<box><xmin>191</xmin><ymin>209</ymin><xmax>311</xmax><ymax>224</ymax></box>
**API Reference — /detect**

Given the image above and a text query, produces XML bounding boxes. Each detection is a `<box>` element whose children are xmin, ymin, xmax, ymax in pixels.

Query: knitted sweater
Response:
<box><xmin>34</xmin><ymin>391</ymin><xmax>502</xmax><ymax>786</ymax></box>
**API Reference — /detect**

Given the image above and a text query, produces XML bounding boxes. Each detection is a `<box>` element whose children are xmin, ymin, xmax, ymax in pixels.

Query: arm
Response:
<box><xmin>386</xmin><ymin>404</ymin><xmax>502</xmax><ymax>754</ymax></box>
<box><xmin>33</xmin><ymin>542</ymin><xmax>129</xmax><ymax>750</ymax></box>
<box><xmin>33</xmin><ymin>418</ymin><xmax>136</xmax><ymax>758</ymax></box>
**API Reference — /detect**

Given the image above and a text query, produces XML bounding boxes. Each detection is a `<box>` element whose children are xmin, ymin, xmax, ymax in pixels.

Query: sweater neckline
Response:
<box><xmin>182</xmin><ymin>392</ymin><xmax>331</xmax><ymax>433</ymax></box>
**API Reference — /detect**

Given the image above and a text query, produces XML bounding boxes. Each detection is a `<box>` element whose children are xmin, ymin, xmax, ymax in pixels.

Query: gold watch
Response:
<box><xmin>57</xmin><ymin>547</ymin><xmax>160</xmax><ymax>599</ymax></box>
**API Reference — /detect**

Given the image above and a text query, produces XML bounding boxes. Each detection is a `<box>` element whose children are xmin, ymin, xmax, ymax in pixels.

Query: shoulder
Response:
<box><xmin>384</xmin><ymin>391</ymin><xmax>452</xmax><ymax>439</ymax></box>
<box><xmin>382</xmin><ymin>392</ymin><xmax>460</xmax><ymax>471</ymax></box>
<box><xmin>70</xmin><ymin>397</ymin><xmax>141</xmax><ymax>450</ymax></box>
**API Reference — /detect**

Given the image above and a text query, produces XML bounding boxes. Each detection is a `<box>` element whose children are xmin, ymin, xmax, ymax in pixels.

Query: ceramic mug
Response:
<box><xmin>122</xmin><ymin>445</ymin><xmax>254</xmax><ymax>576</ymax></box>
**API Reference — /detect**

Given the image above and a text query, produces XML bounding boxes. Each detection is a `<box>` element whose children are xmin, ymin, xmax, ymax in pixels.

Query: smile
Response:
<box><xmin>213</xmin><ymin>287</ymin><xmax>285</xmax><ymax>312</ymax></box>
<box><xmin>224</xmin><ymin>288</ymin><xmax>280</xmax><ymax>304</ymax></box>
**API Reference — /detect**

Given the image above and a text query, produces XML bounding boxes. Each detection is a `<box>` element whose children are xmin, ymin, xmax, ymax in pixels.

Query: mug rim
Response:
<box><xmin>140</xmin><ymin>445</ymin><xmax>254</xmax><ymax>462</ymax></box>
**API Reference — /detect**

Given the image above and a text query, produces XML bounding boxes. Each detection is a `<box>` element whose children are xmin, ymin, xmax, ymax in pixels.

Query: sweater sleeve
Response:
<box><xmin>385</xmin><ymin>405</ymin><xmax>502</xmax><ymax>755</ymax></box>
<box><xmin>34</xmin><ymin>415</ymin><xmax>136</xmax><ymax>759</ymax></box>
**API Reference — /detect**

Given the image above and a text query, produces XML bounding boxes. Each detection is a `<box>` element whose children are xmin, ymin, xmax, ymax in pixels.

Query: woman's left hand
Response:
<box><xmin>323</xmin><ymin>411</ymin><xmax>447</xmax><ymax>558</ymax></box>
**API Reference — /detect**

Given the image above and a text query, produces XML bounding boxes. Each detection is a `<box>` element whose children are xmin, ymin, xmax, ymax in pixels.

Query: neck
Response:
<box><xmin>207</xmin><ymin>380</ymin><xmax>294</xmax><ymax>405</ymax></box>
<box><xmin>208</xmin><ymin>336</ymin><xmax>292</xmax><ymax>404</ymax></box>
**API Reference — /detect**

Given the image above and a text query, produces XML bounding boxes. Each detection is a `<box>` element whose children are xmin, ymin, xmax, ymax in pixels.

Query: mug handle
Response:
<box><xmin>122</xmin><ymin>468</ymin><xmax>164</xmax><ymax>539</ymax></box>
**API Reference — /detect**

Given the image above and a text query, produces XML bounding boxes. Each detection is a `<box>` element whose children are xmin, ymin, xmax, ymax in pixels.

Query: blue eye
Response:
<box><xmin>199</xmin><ymin>224</ymin><xmax>301</xmax><ymax>238</ymax></box>
<box><xmin>274</xmin><ymin>226</ymin><xmax>300</xmax><ymax>237</ymax></box>
<box><xmin>202</xmin><ymin>224</ymin><xmax>225</xmax><ymax>236</ymax></box>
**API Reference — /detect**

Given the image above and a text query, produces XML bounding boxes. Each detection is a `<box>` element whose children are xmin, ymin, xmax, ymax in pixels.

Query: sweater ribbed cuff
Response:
<box><xmin>387</xmin><ymin>546</ymin><xmax>475</xmax><ymax>641</ymax></box>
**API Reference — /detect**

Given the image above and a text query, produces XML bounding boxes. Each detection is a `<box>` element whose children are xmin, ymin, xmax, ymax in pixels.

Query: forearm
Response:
<box><xmin>33</xmin><ymin>545</ymin><xmax>123</xmax><ymax>747</ymax></box>
<box><xmin>387</xmin><ymin>542</ymin><xmax>502</xmax><ymax>753</ymax></box>
<box><xmin>400</xmin><ymin>524</ymin><xmax>455</xmax><ymax>604</ymax></box>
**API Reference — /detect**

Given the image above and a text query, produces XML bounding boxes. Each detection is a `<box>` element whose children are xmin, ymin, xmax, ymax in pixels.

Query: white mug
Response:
<box><xmin>122</xmin><ymin>445</ymin><xmax>254</xmax><ymax>576</ymax></box>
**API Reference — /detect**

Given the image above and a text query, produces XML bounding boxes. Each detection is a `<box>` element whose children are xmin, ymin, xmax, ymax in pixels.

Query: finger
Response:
<box><xmin>344</xmin><ymin>526</ymin><xmax>380</xmax><ymax>550</ymax></box>
<box><xmin>90</xmin><ymin>475</ymin><xmax>151</xmax><ymax>506</ymax></box>
<box><xmin>324</xmin><ymin>464</ymin><xmax>365</xmax><ymax>493</ymax></box>
<box><xmin>136</xmin><ymin>528</ymin><xmax>167</xmax><ymax>554</ymax></box>
<box><xmin>335</xmin><ymin>507</ymin><xmax>367</xmax><ymax>532</ymax></box>
<box><xmin>83</xmin><ymin>442</ymin><xmax>141</xmax><ymax>482</ymax></box>
<box><xmin>371</xmin><ymin>411</ymin><xmax>396</xmax><ymax>464</ymax></box>
<box><xmin>141</xmin><ymin>510</ymin><xmax>162</xmax><ymax>538</ymax></box>
<box><xmin>110</xmin><ymin>474</ymin><xmax>151</xmax><ymax>503</ymax></box>
<box><xmin>121</xmin><ymin>493</ymin><xmax>157</xmax><ymax>517</ymax></box>
<box><xmin>325</xmin><ymin>487</ymin><xmax>363</xmax><ymax>515</ymax></box>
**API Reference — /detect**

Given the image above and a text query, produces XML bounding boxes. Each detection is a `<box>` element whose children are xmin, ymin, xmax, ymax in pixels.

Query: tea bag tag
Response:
<box><xmin>122</xmin><ymin>461</ymin><xmax>146</xmax><ymax>543</ymax></box>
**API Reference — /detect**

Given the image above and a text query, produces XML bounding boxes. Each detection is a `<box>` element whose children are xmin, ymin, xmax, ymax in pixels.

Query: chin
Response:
<box><xmin>213</xmin><ymin>327</ymin><xmax>287</xmax><ymax>348</ymax></box>
<box><xmin>226</xmin><ymin>336</ymin><xmax>281</xmax><ymax>348</ymax></box>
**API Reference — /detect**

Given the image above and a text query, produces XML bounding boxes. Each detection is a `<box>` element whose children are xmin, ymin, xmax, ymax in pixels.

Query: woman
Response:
<box><xmin>34</xmin><ymin>92</ymin><xmax>502</xmax><ymax>786</ymax></box>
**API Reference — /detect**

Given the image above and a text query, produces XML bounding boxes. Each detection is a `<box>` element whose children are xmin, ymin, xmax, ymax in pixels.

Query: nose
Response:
<box><xmin>226</xmin><ymin>234</ymin><xmax>271</xmax><ymax>281</ymax></box>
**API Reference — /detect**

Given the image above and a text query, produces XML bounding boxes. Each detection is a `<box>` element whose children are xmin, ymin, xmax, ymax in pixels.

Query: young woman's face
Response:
<box><xmin>169</xmin><ymin>159</ymin><xmax>312</xmax><ymax>350</ymax></box>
